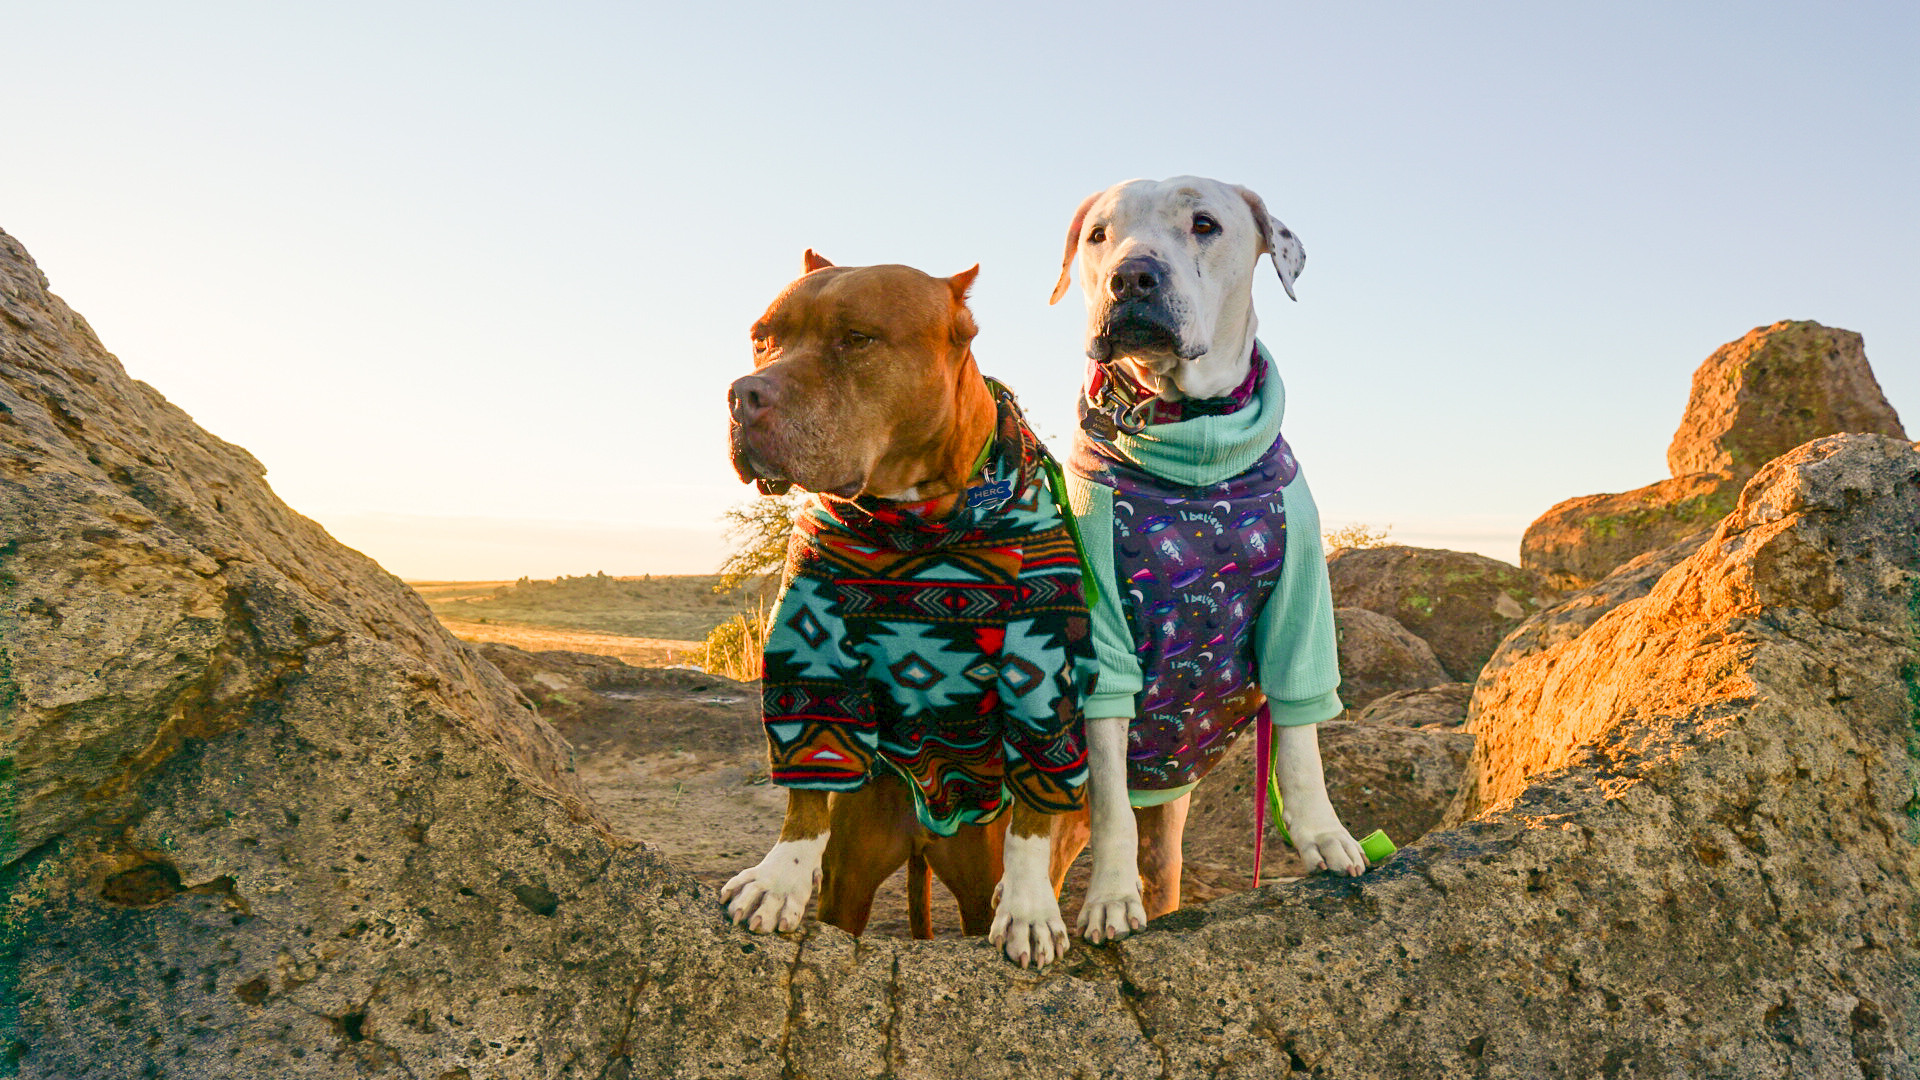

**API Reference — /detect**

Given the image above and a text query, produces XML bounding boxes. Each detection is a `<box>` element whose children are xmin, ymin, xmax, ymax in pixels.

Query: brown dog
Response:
<box><xmin>720</xmin><ymin>252</ymin><xmax>1095</xmax><ymax>966</ymax></box>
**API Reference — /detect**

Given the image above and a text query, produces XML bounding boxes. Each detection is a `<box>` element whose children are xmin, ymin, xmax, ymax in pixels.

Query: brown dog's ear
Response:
<box><xmin>947</xmin><ymin>265</ymin><xmax>980</xmax><ymax>346</ymax></box>
<box><xmin>1048</xmin><ymin>192</ymin><xmax>1100</xmax><ymax>305</ymax></box>
<box><xmin>1233</xmin><ymin>186</ymin><xmax>1305</xmax><ymax>301</ymax></box>
<box><xmin>947</xmin><ymin>264</ymin><xmax>980</xmax><ymax>301</ymax></box>
<box><xmin>802</xmin><ymin>249</ymin><xmax>835</xmax><ymax>273</ymax></box>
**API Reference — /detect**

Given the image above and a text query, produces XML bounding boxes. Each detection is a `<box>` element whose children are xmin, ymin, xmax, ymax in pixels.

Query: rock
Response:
<box><xmin>1519</xmin><ymin>473</ymin><xmax>1738</xmax><ymax>591</ymax></box>
<box><xmin>1356</xmin><ymin>682</ymin><xmax>1473</xmax><ymax>728</ymax></box>
<box><xmin>1453</xmin><ymin>430</ymin><xmax>1920</xmax><ymax>822</ymax></box>
<box><xmin>1668</xmin><ymin>320</ymin><xmax>1907</xmax><ymax>482</ymax></box>
<box><xmin>5</xmin><ymin>229</ymin><xmax>1916</xmax><ymax>1078</ymax></box>
<box><xmin>1481</xmin><ymin>529</ymin><xmax>1712</xmax><ymax>701</ymax></box>
<box><xmin>1522</xmin><ymin>321</ymin><xmax>1906</xmax><ymax>591</ymax></box>
<box><xmin>1332</xmin><ymin>607</ymin><xmax>1449</xmax><ymax>710</ymax></box>
<box><xmin>1326</xmin><ymin>546</ymin><xmax>1559</xmax><ymax>682</ymax></box>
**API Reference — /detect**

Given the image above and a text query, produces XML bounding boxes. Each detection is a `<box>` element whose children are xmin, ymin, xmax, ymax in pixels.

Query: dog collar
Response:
<box><xmin>1081</xmin><ymin>345</ymin><xmax>1264</xmax><ymax>441</ymax></box>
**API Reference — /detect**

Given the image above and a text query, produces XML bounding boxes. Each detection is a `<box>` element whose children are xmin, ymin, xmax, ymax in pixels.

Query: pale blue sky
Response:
<box><xmin>6</xmin><ymin>1</ymin><xmax>1915</xmax><ymax>578</ymax></box>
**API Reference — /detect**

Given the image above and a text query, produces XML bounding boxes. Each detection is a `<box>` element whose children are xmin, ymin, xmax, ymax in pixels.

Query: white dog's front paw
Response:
<box><xmin>988</xmin><ymin>834</ymin><xmax>1068</xmax><ymax>968</ymax></box>
<box><xmin>1077</xmin><ymin>859</ymin><xmax>1147</xmax><ymax>944</ymax></box>
<box><xmin>720</xmin><ymin>837</ymin><xmax>825</xmax><ymax>933</ymax></box>
<box><xmin>1286</xmin><ymin>812</ymin><xmax>1367</xmax><ymax>877</ymax></box>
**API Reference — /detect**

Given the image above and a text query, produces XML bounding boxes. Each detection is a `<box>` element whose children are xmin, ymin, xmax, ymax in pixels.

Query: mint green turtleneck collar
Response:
<box><xmin>1095</xmin><ymin>340</ymin><xmax>1285</xmax><ymax>486</ymax></box>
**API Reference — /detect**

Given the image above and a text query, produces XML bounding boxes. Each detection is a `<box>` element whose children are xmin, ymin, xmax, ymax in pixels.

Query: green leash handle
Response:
<box><xmin>1266</xmin><ymin>760</ymin><xmax>1398</xmax><ymax>867</ymax></box>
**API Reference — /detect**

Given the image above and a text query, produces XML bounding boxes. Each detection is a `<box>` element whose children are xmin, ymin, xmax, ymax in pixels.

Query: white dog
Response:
<box><xmin>1048</xmin><ymin>176</ymin><xmax>1368</xmax><ymax>944</ymax></box>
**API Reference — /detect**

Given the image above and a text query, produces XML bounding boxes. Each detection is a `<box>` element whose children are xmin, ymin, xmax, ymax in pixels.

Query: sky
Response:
<box><xmin>5</xmin><ymin>1</ymin><xmax>1915</xmax><ymax>579</ymax></box>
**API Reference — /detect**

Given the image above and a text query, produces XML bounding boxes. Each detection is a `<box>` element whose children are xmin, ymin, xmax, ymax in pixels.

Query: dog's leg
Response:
<box><xmin>988</xmin><ymin>803</ymin><xmax>1070</xmax><ymax>967</ymax></box>
<box><xmin>924</xmin><ymin>817</ymin><xmax>1006</xmax><ymax>936</ymax></box>
<box><xmin>1077</xmin><ymin>715</ymin><xmax>1149</xmax><ymax>943</ymax></box>
<box><xmin>1048</xmin><ymin>804</ymin><xmax>1091</xmax><ymax>897</ymax></box>
<box><xmin>817</xmin><ymin>780</ymin><xmax>915</xmax><ymax>936</ymax></box>
<box><xmin>1135</xmin><ymin>792</ymin><xmax>1190</xmax><ymax>919</ymax></box>
<box><xmin>1274</xmin><ymin>723</ymin><xmax>1367</xmax><ymax>876</ymax></box>
<box><xmin>721</xmin><ymin>789</ymin><xmax>829</xmax><ymax>933</ymax></box>
<box><xmin>906</xmin><ymin>850</ymin><xmax>933</xmax><ymax>939</ymax></box>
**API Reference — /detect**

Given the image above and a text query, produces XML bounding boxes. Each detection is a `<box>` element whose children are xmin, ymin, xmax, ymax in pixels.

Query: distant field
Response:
<box><xmin>410</xmin><ymin>572</ymin><xmax>774</xmax><ymax>665</ymax></box>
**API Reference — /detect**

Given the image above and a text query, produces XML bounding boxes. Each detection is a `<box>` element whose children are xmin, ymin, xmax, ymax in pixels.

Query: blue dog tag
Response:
<box><xmin>966</xmin><ymin>479</ymin><xmax>1012</xmax><ymax>508</ymax></box>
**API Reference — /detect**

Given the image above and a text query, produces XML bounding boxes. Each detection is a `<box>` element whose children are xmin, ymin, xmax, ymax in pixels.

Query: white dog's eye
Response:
<box><xmin>1087</xmin><ymin>225</ymin><xmax>1107</xmax><ymax>244</ymax></box>
<box><xmin>1192</xmin><ymin>214</ymin><xmax>1220</xmax><ymax>236</ymax></box>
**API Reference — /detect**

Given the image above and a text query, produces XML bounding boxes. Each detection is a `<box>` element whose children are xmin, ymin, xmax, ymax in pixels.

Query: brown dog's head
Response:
<box><xmin>728</xmin><ymin>251</ymin><xmax>983</xmax><ymax>500</ymax></box>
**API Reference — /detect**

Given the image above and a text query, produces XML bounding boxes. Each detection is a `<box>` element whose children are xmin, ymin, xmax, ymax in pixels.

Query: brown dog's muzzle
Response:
<box><xmin>728</xmin><ymin>373</ymin><xmax>794</xmax><ymax>494</ymax></box>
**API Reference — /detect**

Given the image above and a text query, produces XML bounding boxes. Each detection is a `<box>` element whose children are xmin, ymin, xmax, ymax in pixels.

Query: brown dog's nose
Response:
<box><xmin>1108</xmin><ymin>257</ymin><xmax>1164</xmax><ymax>302</ymax></box>
<box><xmin>729</xmin><ymin>373</ymin><xmax>781</xmax><ymax>425</ymax></box>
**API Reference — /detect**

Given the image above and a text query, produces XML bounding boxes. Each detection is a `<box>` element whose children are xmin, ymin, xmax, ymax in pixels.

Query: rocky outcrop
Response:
<box><xmin>1519</xmin><ymin>474</ymin><xmax>1735</xmax><ymax>593</ymax></box>
<box><xmin>1332</xmin><ymin>607</ymin><xmax>1448</xmax><ymax>710</ymax></box>
<box><xmin>1668</xmin><ymin>320</ymin><xmax>1906</xmax><ymax>480</ymax></box>
<box><xmin>1522</xmin><ymin>320</ymin><xmax>1905</xmax><ymax>590</ymax></box>
<box><xmin>1326</xmin><ymin>546</ymin><xmax>1559</xmax><ymax>682</ymax></box>
<box><xmin>1476</xmin><ymin>529</ymin><xmax>1711</xmax><ymax>699</ymax></box>
<box><xmin>1356</xmin><ymin>682</ymin><xmax>1472</xmax><ymax>728</ymax></box>
<box><xmin>4</xmin><ymin>231</ymin><xmax>1916</xmax><ymax>1078</ymax></box>
<box><xmin>1456</xmin><ymin>432</ymin><xmax>1918</xmax><ymax>820</ymax></box>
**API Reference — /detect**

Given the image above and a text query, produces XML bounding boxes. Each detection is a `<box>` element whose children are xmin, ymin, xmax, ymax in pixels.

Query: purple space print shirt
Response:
<box><xmin>1071</xmin><ymin>421</ymin><xmax>1300</xmax><ymax>791</ymax></box>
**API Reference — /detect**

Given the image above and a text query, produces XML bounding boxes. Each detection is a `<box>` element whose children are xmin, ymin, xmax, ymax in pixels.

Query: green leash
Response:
<box><xmin>1266</xmin><ymin>766</ymin><xmax>1398</xmax><ymax>867</ymax></box>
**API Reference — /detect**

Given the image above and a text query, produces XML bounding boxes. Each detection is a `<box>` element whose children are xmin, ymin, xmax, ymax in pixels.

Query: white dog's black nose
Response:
<box><xmin>1107</xmin><ymin>257</ymin><xmax>1165</xmax><ymax>302</ymax></box>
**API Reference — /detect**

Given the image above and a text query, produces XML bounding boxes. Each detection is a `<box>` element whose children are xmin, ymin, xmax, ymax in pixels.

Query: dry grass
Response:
<box><xmin>412</xmin><ymin>572</ymin><xmax>771</xmax><ymax>642</ymax></box>
<box><xmin>434</xmin><ymin>617</ymin><xmax>704</xmax><ymax>667</ymax></box>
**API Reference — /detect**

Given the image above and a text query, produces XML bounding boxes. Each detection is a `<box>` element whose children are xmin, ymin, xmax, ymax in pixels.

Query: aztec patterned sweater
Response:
<box><xmin>1064</xmin><ymin>341</ymin><xmax>1343</xmax><ymax>806</ymax></box>
<box><xmin>760</xmin><ymin>382</ymin><xmax>1097</xmax><ymax>835</ymax></box>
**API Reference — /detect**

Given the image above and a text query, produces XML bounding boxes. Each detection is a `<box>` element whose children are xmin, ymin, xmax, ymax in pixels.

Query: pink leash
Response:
<box><xmin>1251</xmin><ymin>702</ymin><xmax>1272</xmax><ymax>888</ymax></box>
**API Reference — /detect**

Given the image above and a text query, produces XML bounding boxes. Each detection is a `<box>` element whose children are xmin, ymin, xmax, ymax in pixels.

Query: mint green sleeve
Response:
<box><xmin>1254</xmin><ymin>466</ymin><xmax>1344</xmax><ymax>726</ymax></box>
<box><xmin>1064</xmin><ymin>473</ymin><xmax>1141</xmax><ymax>719</ymax></box>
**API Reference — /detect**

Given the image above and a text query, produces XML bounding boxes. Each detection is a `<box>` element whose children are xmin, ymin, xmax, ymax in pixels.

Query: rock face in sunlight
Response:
<box><xmin>1523</xmin><ymin>320</ymin><xmax>1906</xmax><ymax>591</ymax></box>
<box><xmin>1667</xmin><ymin>321</ymin><xmax>1906</xmax><ymax>480</ymax></box>
<box><xmin>3</xmin><ymin>228</ymin><xmax>1916</xmax><ymax>1078</ymax></box>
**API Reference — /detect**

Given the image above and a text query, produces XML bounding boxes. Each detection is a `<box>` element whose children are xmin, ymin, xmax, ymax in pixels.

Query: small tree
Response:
<box><xmin>715</xmin><ymin>492</ymin><xmax>804</xmax><ymax>592</ymax></box>
<box><xmin>704</xmin><ymin>493</ymin><xmax>803</xmax><ymax>679</ymax></box>
<box><xmin>1323</xmin><ymin>522</ymin><xmax>1394</xmax><ymax>551</ymax></box>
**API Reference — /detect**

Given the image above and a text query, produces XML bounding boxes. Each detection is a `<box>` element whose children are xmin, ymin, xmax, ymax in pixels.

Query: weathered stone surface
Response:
<box><xmin>1454</xmin><ymin>432</ymin><xmax>1920</xmax><ymax>823</ymax></box>
<box><xmin>1326</xmin><ymin>546</ymin><xmax>1559</xmax><ymax>682</ymax></box>
<box><xmin>1357</xmin><ymin>681</ymin><xmax>1472</xmax><ymax>728</ymax></box>
<box><xmin>1519</xmin><ymin>472</ymin><xmax>1737</xmax><ymax>591</ymax></box>
<box><xmin>1332</xmin><ymin>607</ymin><xmax>1448</xmax><ymax>710</ymax></box>
<box><xmin>1481</xmin><ymin>529</ymin><xmax>1712</xmax><ymax>700</ymax></box>
<box><xmin>1668</xmin><ymin>320</ymin><xmax>1907</xmax><ymax>482</ymax></box>
<box><xmin>4</xmin><ymin>230</ymin><xmax>1917</xmax><ymax>1078</ymax></box>
<box><xmin>1522</xmin><ymin>321</ymin><xmax>1905</xmax><ymax>592</ymax></box>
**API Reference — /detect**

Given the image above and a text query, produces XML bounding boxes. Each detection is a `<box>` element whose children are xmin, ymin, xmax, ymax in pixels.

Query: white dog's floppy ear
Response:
<box><xmin>1048</xmin><ymin>192</ymin><xmax>1100</xmax><ymax>305</ymax></box>
<box><xmin>802</xmin><ymin>249</ymin><xmax>835</xmax><ymax>273</ymax></box>
<box><xmin>1234</xmin><ymin>187</ymin><xmax>1305</xmax><ymax>301</ymax></box>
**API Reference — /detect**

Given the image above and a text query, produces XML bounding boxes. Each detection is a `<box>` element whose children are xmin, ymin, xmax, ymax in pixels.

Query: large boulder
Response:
<box><xmin>1326</xmin><ymin>546</ymin><xmax>1559</xmax><ymax>682</ymax></box>
<box><xmin>1668</xmin><ymin>320</ymin><xmax>1907</xmax><ymax>481</ymax></box>
<box><xmin>1518</xmin><ymin>473</ymin><xmax>1737</xmax><ymax>593</ymax></box>
<box><xmin>1523</xmin><ymin>320</ymin><xmax>1905</xmax><ymax>590</ymax></box>
<box><xmin>5</xmin><ymin>230</ymin><xmax>1917</xmax><ymax>1078</ymax></box>
<box><xmin>1332</xmin><ymin>607</ymin><xmax>1449</xmax><ymax>710</ymax></box>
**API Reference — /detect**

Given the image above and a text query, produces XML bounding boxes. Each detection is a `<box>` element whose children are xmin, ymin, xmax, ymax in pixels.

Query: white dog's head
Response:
<box><xmin>1050</xmin><ymin>176</ymin><xmax>1303</xmax><ymax>397</ymax></box>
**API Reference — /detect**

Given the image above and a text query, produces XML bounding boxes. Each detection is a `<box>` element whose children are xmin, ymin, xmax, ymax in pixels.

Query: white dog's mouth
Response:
<box><xmin>1092</xmin><ymin>303</ymin><xmax>1202</xmax><ymax>364</ymax></box>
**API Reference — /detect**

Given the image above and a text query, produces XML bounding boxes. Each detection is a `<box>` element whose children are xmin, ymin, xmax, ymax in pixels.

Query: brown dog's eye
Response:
<box><xmin>1192</xmin><ymin>214</ymin><xmax>1219</xmax><ymax>236</ymax></box>
<box><xmin>1087</xmin><ymin>225</ymin><xmax>1107</xmax><ymax>244</ymax></box>
<box><xmin>843</xmin><ymin>330</ymin><xmax>873</xmax><ymax>348</ymax></box>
